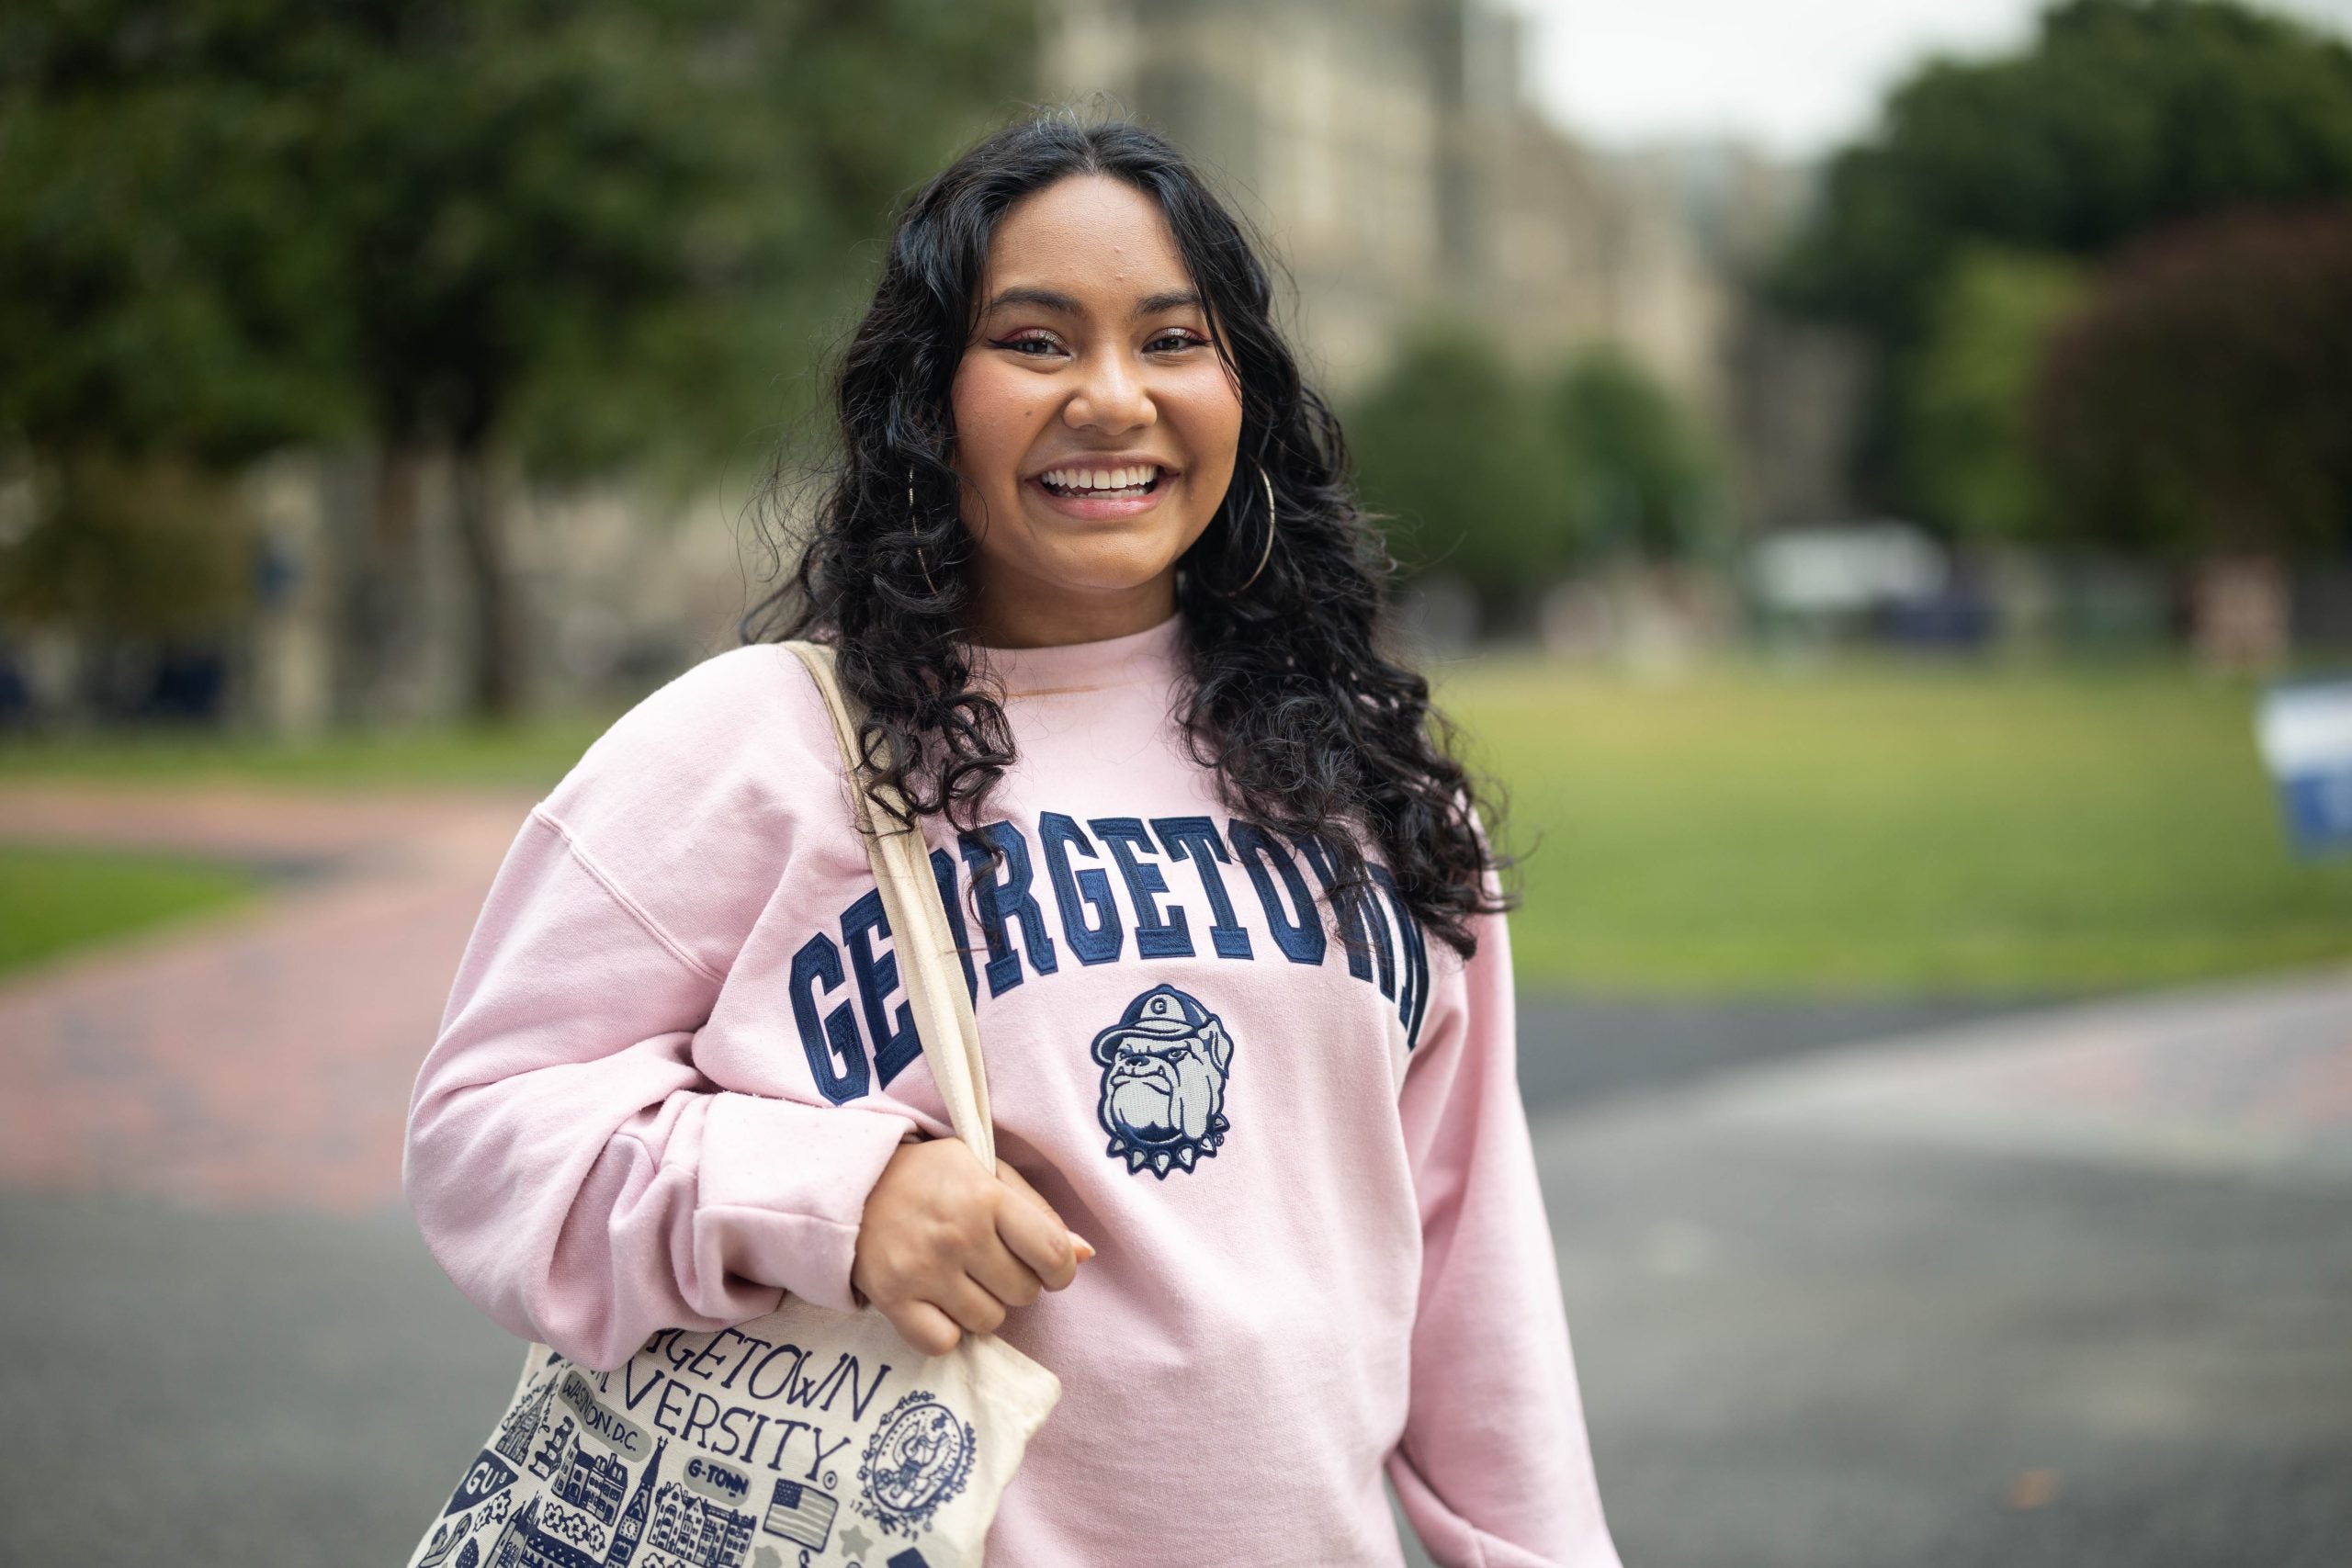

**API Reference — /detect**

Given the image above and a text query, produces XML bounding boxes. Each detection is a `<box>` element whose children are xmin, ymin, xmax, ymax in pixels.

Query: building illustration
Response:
<box><xmin>604</xmin><ymin>1438</ymin><xmax>664</xmax><ymax>1568</ymax></box>
<box><xmin>553</xmin><ymin>1438</ymin><xmax>630</xmax><ymax>1525</ymax></box>
<box><xmin>648</xmin><ymin>1481</ymin><xmax>757</xmax><ymax>1568</ymax></box>
<box><xmin>495</xmin><ymin>1375</ymin><xmax>559</xmax><ymax>1467</ymax></box>
<box><xmin>530</xmin><ymin>1416</ymin><xmax>577</xmax><ymax>1480</ymax></box>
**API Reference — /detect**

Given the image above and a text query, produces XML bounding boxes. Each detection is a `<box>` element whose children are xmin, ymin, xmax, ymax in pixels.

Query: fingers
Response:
<box><xmin>886</xmin><ymin>1298</ymin><xmax>964</xmax><ymax>1358</ymax></box>
<box><xmin>992</xmin><ymin>1176</ymin><xmax>1080</xmax><ymax>1292</ymax></box>
<box><xmin>938</xmin><ymin>1272</ymin><xmax>1008</xmax><ymax>1337</ymax></box>
<box><xmin>966</xmin><ymin>1240</ymin><xmax>1046</xmax><ymax>1311</ymax></box>
<box><xmin>885</xmin><ymin>1271</ymin><xmax>1025</xmax><ymax>1358</ymax></box>
<box><xmin>991</xmin><ymin>1157</ymin><xmax>1057</xmax><ymax>1215</ymax></box>
<box><xmin>991</xmin><ymin>1160</ymin><xmax>1092</xmax><ymax>1258</ymax></box>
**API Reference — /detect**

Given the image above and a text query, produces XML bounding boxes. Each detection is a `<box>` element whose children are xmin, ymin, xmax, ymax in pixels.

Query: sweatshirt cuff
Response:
<box><xmin>695</xmin><ymin>1092</ymin><xmax>916</xmax><ymax>1314</ymax></box>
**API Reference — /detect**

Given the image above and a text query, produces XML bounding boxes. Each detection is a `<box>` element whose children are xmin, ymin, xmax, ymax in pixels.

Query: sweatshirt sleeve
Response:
<box><xmin>402</xmin><ymin>649</ymin><xmax>919</xmax><ymax>1373</ymax></box>
<box><xmin>1385</xmin><ymin>881</ymin><xmax>1623</xmax><ymax>1568</ymax></box>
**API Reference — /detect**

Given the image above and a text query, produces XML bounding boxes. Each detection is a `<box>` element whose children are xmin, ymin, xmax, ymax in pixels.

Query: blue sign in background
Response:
<box><xmin>2257</xmin><ymin>677</ymin><xmax>2352</xmax><ymax>855</ymax></box>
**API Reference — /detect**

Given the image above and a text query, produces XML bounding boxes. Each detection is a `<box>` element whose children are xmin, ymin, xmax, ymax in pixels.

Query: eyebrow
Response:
<box><xmin>978</xmin><ymin>286</ymin><xmax>1205</xmax><ymax>320</ymax></box>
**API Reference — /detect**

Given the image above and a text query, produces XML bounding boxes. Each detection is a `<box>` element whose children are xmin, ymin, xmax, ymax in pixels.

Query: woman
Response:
<box><xmin>406</xmin><ymin>113</ymin><xmax>1622</xmax><ymax>1566</ymax></box>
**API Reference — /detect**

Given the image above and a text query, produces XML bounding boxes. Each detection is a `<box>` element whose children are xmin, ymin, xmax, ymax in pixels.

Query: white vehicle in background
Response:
<box><xmin>1747</xmin><ymin>520</ymin><xmax>1993</xmax><ymax>648</ymax></box>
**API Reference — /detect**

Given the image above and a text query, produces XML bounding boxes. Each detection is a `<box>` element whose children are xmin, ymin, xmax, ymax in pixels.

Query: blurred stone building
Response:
<box><xmin>1605</xmin><ymin>140</ymin><xmax>1867</xmax><ymax>534</ymax></box>
<box><xmin>1039</xmin><ymin>0</ymin><xmax>1731</xmax><ymax>406</ymax></box>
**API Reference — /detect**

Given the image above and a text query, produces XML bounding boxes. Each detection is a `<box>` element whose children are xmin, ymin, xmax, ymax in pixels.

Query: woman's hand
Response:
<box><xmin>850</xmin><ymin>1137</ymin><xmax>1095</xmax><ymax>1356</ymax></box>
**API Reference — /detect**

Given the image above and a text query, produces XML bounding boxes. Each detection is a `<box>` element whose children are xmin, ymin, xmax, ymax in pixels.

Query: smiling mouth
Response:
<box><xmin>1036</xmin><ymin>464</ymin><xmax>1166</xmax><ymax>499</ymax></box>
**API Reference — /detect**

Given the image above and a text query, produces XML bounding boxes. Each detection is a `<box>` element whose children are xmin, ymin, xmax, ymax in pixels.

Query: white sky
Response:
<box><xmin>1516</xmin><ymin>0</ymin><xmax>2352</xmax><ymax>159</ymax></box>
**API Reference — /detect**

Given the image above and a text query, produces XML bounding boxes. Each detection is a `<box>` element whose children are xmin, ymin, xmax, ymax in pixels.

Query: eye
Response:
<box><xmin>1147</xmin><ymin>328</ymin><xmax>1208</xmax><ymax>354</ymax></box>
<box><xmin>992</xmin><ymin>331</ymin><xmax>1065</xmax><ymax>357</ymax></box>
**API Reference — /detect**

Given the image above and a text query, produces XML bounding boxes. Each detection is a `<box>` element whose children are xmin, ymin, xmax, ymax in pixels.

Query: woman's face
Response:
<box><xmin>949</xmin><ymin>174</ymin><xmax>1243</xmax><ymax>647</ymax></box>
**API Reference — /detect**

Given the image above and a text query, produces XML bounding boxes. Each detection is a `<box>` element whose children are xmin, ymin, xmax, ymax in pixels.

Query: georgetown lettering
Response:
<box><xmin>789</xmin><ymin>812</ymin><xmax>1434</xmax><ymax>1106</ymax></box>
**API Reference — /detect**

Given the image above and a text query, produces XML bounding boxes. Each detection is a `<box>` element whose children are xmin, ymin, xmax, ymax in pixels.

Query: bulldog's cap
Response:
<box><xmin>1091</xmin><ymin>985</ymin><xmax>1218</xmax><ymax>1063</ymax></box>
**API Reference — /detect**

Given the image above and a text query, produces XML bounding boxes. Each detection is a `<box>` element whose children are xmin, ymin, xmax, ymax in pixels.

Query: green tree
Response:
<box><xmin>295</xmin><ymin>0</ymin><xmax>1035</xmax><ymax>716</ymax></box>
<box><xmin>1349</xmin><ymin>328</ymin><xmax>1574</xmax><ymax>627</ymax></box>
<box><xmin>2030</xmin><ymin>206</ymin><xmax>2352</xmax><ymax>563</ymax></box>
<box><xmin>0</xmin><ymin>2</ymin><xmax>349</xmax><ymax>698</ymax></box>
<box><xmin>1780</xmin><ymin>0</ymin><xmax>2352</xmax><ymax>341</ymax></box>
<box><xmin>1544</xmin><ymin>347</ymin><xmax>1721</xmax><ymax>563</ymax></box>
<box><xmin>1770</xmin><ymin>0</ymin><xmax>2352</xmax><ymax>512</ymax></box>
<box><xmin>0</xmin><ymin>0</ymin><xmax>1035</xmax><ymax>716</ymax></box>
<box><xmin>0</xmin><ymin>2</ymin><xmax>352</xmax><ymax>464</ymax></box>
<box><xmin>1903</xmin><ymin>248</ymin><xmax>2087</xmax><ymax>540</ymax></box>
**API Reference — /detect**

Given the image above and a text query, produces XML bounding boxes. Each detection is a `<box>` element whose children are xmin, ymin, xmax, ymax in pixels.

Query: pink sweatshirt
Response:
<box><xmin>405</xmin><ymin>613</ymin><xmax>1621</xmax><ymax>1567</ymax></box>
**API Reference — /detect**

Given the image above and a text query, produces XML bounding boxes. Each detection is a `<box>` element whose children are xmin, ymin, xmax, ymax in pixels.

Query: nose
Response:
<box><xmin>1063</xmin><ymin>344</ymin><xmax>1156</xmax><ymax>435</ymax></box>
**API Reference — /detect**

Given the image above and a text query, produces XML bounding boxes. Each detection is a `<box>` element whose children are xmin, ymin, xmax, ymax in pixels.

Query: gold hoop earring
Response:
<box><xmin>1233</xmin><ymin>462</ymin><xmax>1277</xmax><ymax>593</ymax></box>
<box><xmin>909</xmin><ymin>468</ymin><xmax>940</xmax><ymax>596</ymax></box>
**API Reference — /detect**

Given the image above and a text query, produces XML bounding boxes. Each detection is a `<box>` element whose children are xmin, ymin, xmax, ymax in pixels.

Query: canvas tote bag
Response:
<box><xmin>406</xmin><ymin>640</ymin><xmax>1061</xmax><ymax>1568</ymax></box>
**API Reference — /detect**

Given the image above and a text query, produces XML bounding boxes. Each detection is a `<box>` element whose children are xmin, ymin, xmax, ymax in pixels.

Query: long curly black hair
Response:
<box><xmin>746</xmin><ymin>111</ymin><xmax>1509</xmax><ymax>958</ymax></box>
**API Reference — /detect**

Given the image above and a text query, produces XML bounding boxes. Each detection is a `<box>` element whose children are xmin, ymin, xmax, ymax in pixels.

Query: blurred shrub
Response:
<box><xmin>2031</xmin><ymin>205</ymin><xmax>2352</xmax><ymax>563</ymax></box>
<box><xmin>1903</xmin><ymin>248</ymin><xmax>2087</xmax><ymax>541</ymax></box>
<box><xmin>1351</xmin><ymin>331</ymin><xmax>1726</xmax><ymax>630</ymax></box>
<box><xmin>1544</xmin><ymin>347</ymin><xmax>1723</xmax><ymax>564</ymax></box>
<box><xmin>1350</xmin><ymin>327</ymin><xmax>1575</xmax><ymax>625</ymax></box>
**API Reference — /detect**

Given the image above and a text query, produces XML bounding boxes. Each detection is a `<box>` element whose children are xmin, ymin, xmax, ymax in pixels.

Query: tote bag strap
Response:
<box><xmin>782</xmin><ymin>640</ymin><xmax>996</xmax><ymax>1169</ymax></box>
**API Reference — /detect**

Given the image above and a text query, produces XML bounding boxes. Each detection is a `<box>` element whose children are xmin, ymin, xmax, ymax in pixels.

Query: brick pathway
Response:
<box><xmin>0</xmin><ymin>784</ymin><xmax>536</xmax><ymax>1210</ymax></box>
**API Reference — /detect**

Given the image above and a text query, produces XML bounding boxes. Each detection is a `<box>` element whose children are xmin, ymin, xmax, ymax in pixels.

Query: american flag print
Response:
<box><xmin>762</xmin><ymin>1479</ymin><xmax>838</xmax><ymax>1551</ymax></box>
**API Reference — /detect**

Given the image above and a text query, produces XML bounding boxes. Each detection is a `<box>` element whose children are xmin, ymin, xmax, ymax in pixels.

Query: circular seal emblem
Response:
<box><xmin>855</xmin><ymin>1390</ymin><xmax>977</xmax><ymax>1536</ymax></box>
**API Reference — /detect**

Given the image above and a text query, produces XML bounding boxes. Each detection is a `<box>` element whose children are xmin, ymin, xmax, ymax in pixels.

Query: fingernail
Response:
<box><xmin>1069</xmin><ymin>1231</ymin><xmax>1095</xmax><ymax>1260</ymax></box>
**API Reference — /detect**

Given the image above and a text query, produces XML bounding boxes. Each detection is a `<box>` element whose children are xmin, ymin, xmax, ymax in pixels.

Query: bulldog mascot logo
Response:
<box><xmin>1091</xmin><ymin>985</ymin><xmax>1235</xmax><ymax>1179</ymax></box>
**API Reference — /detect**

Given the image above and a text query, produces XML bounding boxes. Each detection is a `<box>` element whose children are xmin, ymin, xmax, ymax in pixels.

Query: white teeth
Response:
<box><xmin>1041</xmin><ymin>465</ymin><xmax>1159</xmax><ymax>494</ymax></box>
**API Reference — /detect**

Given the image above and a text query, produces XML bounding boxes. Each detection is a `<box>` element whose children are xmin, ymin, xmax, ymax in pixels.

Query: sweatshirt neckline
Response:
<box><xmin>966</xmin><ymin>611</ymin><xmax>1185</xmax><ymax>695</ymax></box>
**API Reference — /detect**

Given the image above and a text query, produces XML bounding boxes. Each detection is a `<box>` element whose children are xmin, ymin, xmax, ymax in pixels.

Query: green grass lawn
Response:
<box><xmin>4</xmin><ymin>660</ymin><xmax>2346</xmax><ymax>995</ymax></box>
<box><xmin>1439</xmin><ymin>656</ymin><xmax>2352</xmax><ymax>995</ymax></box>
<box><xmin>0</xmin><ymin>844</ymin><xmax>260</xmax><ymax>975</ymax></box>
